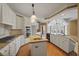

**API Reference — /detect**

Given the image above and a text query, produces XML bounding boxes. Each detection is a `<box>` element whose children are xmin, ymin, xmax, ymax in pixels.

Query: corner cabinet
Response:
<box><xmin>0</xmin><ymin>3</ymin><xmax>16</xmax><ymax>26</ymax></box>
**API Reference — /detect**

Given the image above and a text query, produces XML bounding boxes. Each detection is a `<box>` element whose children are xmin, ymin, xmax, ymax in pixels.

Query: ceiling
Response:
<box><xmin>8</xmin><ymin>3</ymin><xmax>76</xmax><ymax>18</ymax></box>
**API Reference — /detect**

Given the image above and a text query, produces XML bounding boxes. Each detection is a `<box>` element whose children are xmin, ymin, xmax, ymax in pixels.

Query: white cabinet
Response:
<box><xmin>0</xmin><ymin>45</ymin><xmax>9</xmax><ymax>56</ymax></box>
<box><xmin>9</xmin><ymin>40</ymin><xmax>16</xmax><ymax>56</ymax></box>
<box><xmin>15</xmin><ymin>35</ymin><xmax>26</xmax><ymax>54</ymax></box>
<box><xmin>50</xmin><ymin>34</ymin><xmax>75</xmax><ymax>53</ymax></box>
<box><xmin>20</xmin><ymin>36</ymin><xmax>26</xmax><ymax>46</ymax></box>
<box><xmin>15</xmin><ymin>16</ymin><xmax>24</xmax><ymax>29</ymax></box>
<box><xmin>61</xmin><ymin>37</ymin><xmax>69</xmax><ymax>53</ymax></box>
<box><xmin>0</xmin><ymin>4</ymin><xmax>2</xmax><ymax>21</ymax></box>
<box><xmin>15</xmin><ymin>38</ymin><xmax>21</xmax><ymax>54</ymax></box>
<box><xmin>0</xmin><ymin>3</ymin><xmax>16</xmax><ymax>26</ymax></box>
<box><xmin>30</xmin><ymin>42</ymin><xmax>47</xmax><ymax>56</ymax></box>
<box><xmin>0</xmin><ymin>24</ymin><xmax>4</xmax><ymax>35</ymax></box>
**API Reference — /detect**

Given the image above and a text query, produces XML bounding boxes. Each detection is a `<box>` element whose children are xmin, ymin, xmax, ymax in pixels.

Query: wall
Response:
<box><xmin>67</xmin><ymin>20</ymin><xmax>77</xmax><ymax>36</ymax></box>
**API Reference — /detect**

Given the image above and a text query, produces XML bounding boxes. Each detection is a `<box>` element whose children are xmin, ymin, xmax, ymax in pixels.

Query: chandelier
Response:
<box><xmin>31</xmin><ymin>4</ymin><xmax>37</xmax><ymax>23</ymax></box>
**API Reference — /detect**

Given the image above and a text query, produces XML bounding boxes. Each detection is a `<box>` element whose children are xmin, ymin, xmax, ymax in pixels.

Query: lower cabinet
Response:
<box><xmin>0</xmin><ymin>45</ymin><xmax>9</xmax><ymax>56</ymax></box>
<box><xmin>30</xmin><ymin>42</ymin><xmax>47</xmax><ymax>56</ymax></box>
<box><xmin>61</xmin><ymin>37</ymin><xmax>69</xmax><ymax>53</ymax></box>
<box><xmin>15</xmin><ymin>35</ymin><xmax>26</xmax><ymax>54</ymax></box>
<box><xmin>20</xmin><ymin>35</ymin><xmax>26</xmax><ymax>46</ymax></box>
<box><xmin>9</xmin><ymin>40</ymin><xmax>16</xmax><ymax>56</ymax></box>
<box><xmin>15</xmin><ymin>36</ymin><xmax>21</xmax><ymax>54</ymax></box>
<box><xmin>50</xmin><ymin>34</ymin><xmax>75</xmax><ymax>53</ymax></box>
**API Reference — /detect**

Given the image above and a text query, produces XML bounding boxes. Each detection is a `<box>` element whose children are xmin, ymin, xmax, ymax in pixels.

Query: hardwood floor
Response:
<box><xmin>47</xmin><ymin>42</ymin><xmax>67</xmax><ymax>56</ymax></box>
<box><xmin>17</xmin><ymin>42</ymin><xmax>67</xmax><ymax>56</ymax></box>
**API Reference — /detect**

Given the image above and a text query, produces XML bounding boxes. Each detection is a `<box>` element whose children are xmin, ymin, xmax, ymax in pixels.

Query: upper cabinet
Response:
<box><xmin>16</xmin><ymin>15</ymin><xmax>24</xmax><ymax>29</ymax></box>
<box><xmin>0</xmin><ymin>3</ymin><xmax>16</xmax><ymax>26</ymax></box>
<box><xmin>12</xmin><ymin>15</ymin><xmax>24</xmax><ymax>29</ymax></box>
<box><xmin>0</xmin><ymin>4</ymin><xmax>2</xmax><ymax>21</ymax></box>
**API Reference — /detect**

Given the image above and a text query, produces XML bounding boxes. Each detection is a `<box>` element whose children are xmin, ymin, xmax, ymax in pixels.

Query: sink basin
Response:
<box><xmin>0</xmin><ymin>36</ymin><xmax>15</xmax><ymax>43</ymax></box>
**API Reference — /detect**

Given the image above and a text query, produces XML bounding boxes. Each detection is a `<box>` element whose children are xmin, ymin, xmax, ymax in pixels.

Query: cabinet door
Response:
<box><xmin>2</xmin><ymin>4</ymin><xmax>11</xmax><ymax>25</ymax></box>
<box><xmin>57</xmin><ymin>35</ymin><xmax>63</xmax><ymax>49</ymax></box>
<box><xmin>9</xmin><ymin>40</ymin><xmax>16</xmax><ymax>56</ymax></box>
<box><xmin>0</xmin><ymin>24</ymin><xmax>4</xmax><ymax>35</ymax></box>
<box><xmin>20</xmin><ymin>36</ymin><xmax>26</xmax><ymax>46</ymax></box>
<box><xmin>69</xmin><ymin>39</ymin><xmax>75</xmax><ymax>52</ymax></box>
<box><xmin>53</xmin><ymin>35</ymin><xmax>58</xmax><ymax>46</ymax></box>
<box><xmin>15</xmin><ymin>39</ymin><xmax>20</xmax><ymax>54</ymax></box>
<box><xmin>16</xmin><ymin>16</ymin><xmax>24</xmax><ymax>29</ymax></box>
<box><xmin>62</xmin><ymin>37</ymin><xmax>69</xmax><ymax>53</ymax></box>
<box><xmin>0</xmin><ymin>4</ymin><xmax>2</xmax><ymax>21</ymax></box>
<box><xmin>2</xmin><ymin>4</ymin><xmax>16</xmax><ymax>26</ymax></box>
<box><xmin>30</xmin><ymin>42</ymin><xmax>47</xmax><ymax>56</ymax></box>
<box><xmin>55</xmin><ymin>35</ymin><xmax>59</xmax><ymax>46</ymax></box>
<box><xmin>51</xmin><ymin>35</ymin><xmax>56</xmax><ymax>44</ymax></box>
<box><xmin>0</xmin><ymin>45</ymin><xmax>9</xmax><ymax>56</ymax></box>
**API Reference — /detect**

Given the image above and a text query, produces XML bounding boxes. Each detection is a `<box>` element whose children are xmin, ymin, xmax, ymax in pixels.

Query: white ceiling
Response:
<box><xmin>8</xmin><ymin>3</ymin><xmax>76</xmax><ymax>18</ymax></box>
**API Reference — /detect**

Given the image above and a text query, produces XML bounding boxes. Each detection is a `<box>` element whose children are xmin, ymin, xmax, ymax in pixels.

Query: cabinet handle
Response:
<box><xmin>35</xmin><ymin>46</ymin><xmax>39</xmax><ymax>48</ymax></box>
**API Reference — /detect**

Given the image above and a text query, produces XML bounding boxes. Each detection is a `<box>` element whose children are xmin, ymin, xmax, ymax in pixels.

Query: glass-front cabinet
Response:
<box><xmin>48</xmin><ymin>19</ymin><xmax>68</xmax><ymax>35</ymax></box>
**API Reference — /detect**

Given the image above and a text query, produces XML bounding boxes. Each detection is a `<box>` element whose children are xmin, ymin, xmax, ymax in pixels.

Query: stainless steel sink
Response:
<box><xmin>0</xmin><ymin>36</ymin><xmax>15</xmax><ymax>43</ymax></box>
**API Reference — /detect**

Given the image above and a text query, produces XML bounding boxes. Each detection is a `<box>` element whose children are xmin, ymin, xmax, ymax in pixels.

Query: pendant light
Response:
<box><xmin>31</xmin><ymin>4</ymin><xmax>37</xmax><ymax>23</ymax></box>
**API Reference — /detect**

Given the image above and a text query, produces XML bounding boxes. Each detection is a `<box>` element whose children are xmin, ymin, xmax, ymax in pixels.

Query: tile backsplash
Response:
<box><xmin>10</xmin><ymin>29</ymin><xmax>23</xmax><ymax>36</ymax></box>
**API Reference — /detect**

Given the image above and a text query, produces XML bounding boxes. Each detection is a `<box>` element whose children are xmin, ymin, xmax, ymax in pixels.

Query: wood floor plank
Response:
<box><xmin>47</xmin><ymin>42</ymin><xmax>67</xmax><ymax>56</ymax></box>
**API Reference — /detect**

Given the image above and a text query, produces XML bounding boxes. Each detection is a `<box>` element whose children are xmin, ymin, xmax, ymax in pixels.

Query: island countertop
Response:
<box><xmin>27</xmin><ymin>35</ymin><xmax>48</xmax><ymax>43</ymax></box>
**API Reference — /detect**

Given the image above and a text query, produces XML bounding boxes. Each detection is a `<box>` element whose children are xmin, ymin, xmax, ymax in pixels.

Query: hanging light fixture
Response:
<box><xmin>31</xmin><ymin>3</ymin><xmax>37</xmax><ymax>23</ymax></box>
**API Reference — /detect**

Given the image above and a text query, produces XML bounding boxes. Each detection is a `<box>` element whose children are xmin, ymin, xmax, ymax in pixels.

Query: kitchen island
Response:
<box><xmin>26</xmin><ymin>34</ymin><xmax>48</xmax><ymax>56</ymax></box>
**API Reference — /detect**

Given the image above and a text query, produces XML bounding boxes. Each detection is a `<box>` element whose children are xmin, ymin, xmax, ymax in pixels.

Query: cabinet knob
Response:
<box><xmin>35</xmin><ymin>46</ymin><xmax>39</xmax><ymax>48</ymax></box>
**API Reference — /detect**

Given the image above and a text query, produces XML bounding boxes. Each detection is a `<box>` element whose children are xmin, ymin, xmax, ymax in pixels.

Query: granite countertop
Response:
<box><xmin>50</xmin><ymin>34</ymin><xmax>78</xmax><ymax>43</ymax></box>
<box><xmin>0</xmin><ymin>34</ymin><xmax>23</xmax><ymax>49</ymax></box>
<box><xmin>27</xmin><ymin>35</ymin><xmax>48</xmax><ymax>43</ymax></box>
<box><xmin>0</xmin><ymin>43</ymin><xmax>9</xmax><ymax>49</ymax></box>
<box><xmin>66</xmin><ymin>36</ymin><xmax>78</xmax><ymax>42</ymax></box>
<box><xmin>0</xmin><ymin>36</ymin><xmax>15</xmax><ymax>49</ymax></box>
